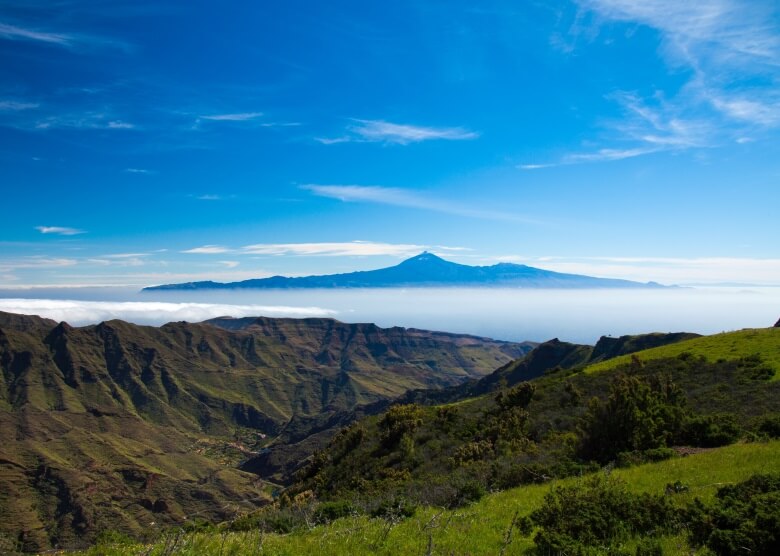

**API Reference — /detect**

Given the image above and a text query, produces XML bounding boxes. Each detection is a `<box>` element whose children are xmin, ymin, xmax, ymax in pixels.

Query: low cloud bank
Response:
<box><xmin>0</xmin><ymin>299</ymin><xmax>338</xmax><ymax>326</ymax></box>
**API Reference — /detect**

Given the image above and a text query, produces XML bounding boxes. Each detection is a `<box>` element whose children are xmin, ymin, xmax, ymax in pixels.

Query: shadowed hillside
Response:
<box><xmin>0</xmin><ymin>311</ymin><xmax>531</xmax><ymax>551</ymax></box>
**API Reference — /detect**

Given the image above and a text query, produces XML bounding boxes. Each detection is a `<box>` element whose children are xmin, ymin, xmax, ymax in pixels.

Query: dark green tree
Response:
<box><xmin>578</xmin><ymin>373</ymin><xmax>688</xmax><ymax>463</ymax></box>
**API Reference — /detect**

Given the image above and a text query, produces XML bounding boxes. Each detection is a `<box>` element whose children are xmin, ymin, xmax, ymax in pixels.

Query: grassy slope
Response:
<box><xmin>585</xmin><ymin>327</ymin><xmax>780</xmax><ymax>380</ymax></box>
<box><xmin>292</xmin><ymin>328</ymin><xmax>779</xmax><ymax>506</ymax></box>
<box><xmin>82</xmin><ymin>441</ymin><xmax>780</xmax><ymax>555</ymax></box>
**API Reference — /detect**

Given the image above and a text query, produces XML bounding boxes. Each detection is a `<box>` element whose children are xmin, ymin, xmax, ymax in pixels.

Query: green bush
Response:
<box><xmin>314</xmin><ymin>500</ymin><xmax>356</xmax><ymax>524</ymax></box>
<box><xmin>616</xmin><ymin>447</ymin><xmax>676</xmax><ymax>468</ymax></box>
<box><xmin>530</xmin><ymin>475</ymin><xmax>679</xmax><ymax>555</ymax></box>
<box><xmin>94</xmin><ymin>530</ymin><xmax>136</xmax><ymax>546</ymax></box>
<box><xmin>495</xmin><ymin>382</ymin><xmax>535</xmax><ymax>410</ymax></box>
<box><xmin>579</xmin><ymin>374</ymin><xmax>688</xmax><ymax>463</ymax></box>
<box><xmin>635</xmin><ymin>538</ymin><xmax>664</xmax><ymax>556</ymax></box>
<box><xmin>452</xmin><ymin>478</ymin><xmax>486</xmax><ymax>507</ymax></box>
<box><xmin>757</xmin><ymin>415</ymin><xmax>780</xmax><ymax>438</ymax></box>
<box><xmin>379</xmin><ymin>404</ymin><xmax>424</xmax><ymax>448</ymax></box>
<box><xmin>370</xmin><ymin>497</ymin><xmax>417</xmax><ymax>521</ymax></box>
<box><xmin>680</xmin><ymin>414</ymin><xmax>741</xmax><ymax>447</ymax></box>
<box><xmin>685</xmin><ymin>473</ymin><xmax>780</xmax><ymax>555</ymax></box>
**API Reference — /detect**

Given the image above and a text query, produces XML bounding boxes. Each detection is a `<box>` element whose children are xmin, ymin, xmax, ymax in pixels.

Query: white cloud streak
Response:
<box><xmin>181</xmin><ymin>241</ymin><xmax>469</xmax><ymax>258</ymax></box>
<box><xmin>34</xmin><ymin>112</ymin><xmax>136</xmax><ymax>131</ymax></box>
<box><xmin>527</xmin><ymin>1</ymin><xmax>780</xmax><ymax>169</ymax></box>
<box><xmin>302</xmin><ymin>184</ymin><xmax>533</xmax><ymax>222</ymax></box>
<box><xmin>102</xmin><ymin>253</ymin><xmax>149</xmax><ymax>259</ymax></box>
<box><xmin>319</xmin><ymin>119</ymin><xmax>479</xmax><ymax>145</ymax></box>
<box><xmin>241</xmin><ymin>241</ymin><xmax>435</xmax><ymax>257</ymax></box>
<box><xmin>0</xmin><ymin>21</ymin><xmax>72</xmax><ymax>45</ymax></box>
<box><xmin>494</xmin><ymin>255</ymin><xmax>780</xmax><ymax>286</ymax></box>
<box><xmin>0</xmin><ymin>299</ymin><xmax>337</xmax><ymax>327</ymax></box>
<box><xmin>199</xmin><ymin>112</ymin><xmax>263</xmax><ymax>121</ymax></box>
<box><xmin>0</xmin><ymin>257</ymin><xmax>78</xmax><ymax>271</ymax></box>
<box><xmin>0</xmin><ymin>21</ymin><xmax>130</xmax><ymax>51</ymax></box>
<box><xmin>181</xmin><ymin>245</ymin><xmax>232</xmax><ymax>254</ymax></box>
<box><xmin>36</xmin><ymin>226</ymin><xmax>85</xmax><ymax>236</ymax></box>
<box><xmin>578</xmin><ymin>0</ymin><xmax>780</xmax><ymax>67</ymax></box>
<box><xmin>0</xmin><ymin>100</ymin><xmax>39</xmax><ymax>111</ymax></box>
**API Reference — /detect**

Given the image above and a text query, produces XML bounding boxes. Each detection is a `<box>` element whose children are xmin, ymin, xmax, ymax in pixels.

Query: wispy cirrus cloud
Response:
<box><xmin>493</xmin><ymin>254</ymin><xmax>780</xmax><ymax>285</ymax></box>
<box><xmin>33</xmin><ymin>112</ymin><xmax>136</xmax><ymax>131</ymax></box>
<box><xmin>181</xmin><ymin>245</ymin><xmax>232</xmax><ymax>254</ymax></box>
<box><xmin>301</xmin><ymin>184</ymin><xmax>534</xmax><ymax>223</ymax></box>
<box><xmin>520</xmin><ymin>91</ymin><xmax>714</xmax><ymax>169</ymax></box>
<box><xmin>0</xmin><ymin>100</ymin><xmax>39</xmax><ymax>111</ymax></box>
<box><xmin>195</xmin><ymin>194</ymin><xmax>224</xmax><ymax>201</ymax></box>
<box><xmin>0</xmin><ymin>257</ymin><xmax>78</xmax><ymax>271</ymax></box>
<box><xmin>102</xmin><ymin>253</ymin><xmax>149</xmax><ymax>259</ymax></box>
<box><xmin>0</xmin><ymin>20</ymin><xmax>130</xmax><ymax>51</ymax></box>
<box><xmin>0</xmin><ymin>21</ymin><xmax>72</xmax><ymax>45</ymax></box>
<box><xmin>125</xmin><ymin>168</ymin><xmax>154</xmax><ymax>174</ymax></box>
<box><xmin>241</xmin><ymin>241</ymin><xmax>455</xmax><ymax>257</ymax></box>
<box><xmin>35</xmin><ymin>226</ymin><xmax>85</xmax><ymax>236</ymax></box>
<box><xmin>181</xmin><ymin>241</ymin><xmax>469</xmax><ymax>258</ymax></box>
<box><xmin>577</xmin><ymin>0</ymin><xmax>780</xmax><ymax>67</ymax></box>
<box><xmin>317</xmin><ymin>119</ymin><xmax>479</xmax><ymax>145</ymax></box>
<box><xmin>520</xmin><ymin>146</ymin><xmax>659</xmax><ymax>169</ymax></box>
<box><xmin>87</xmin><ymin>257</ymin><xmax>145</xmax><ymax>267</ymax></box>
<box><xmin>199</xmin><ymin>112</ymin><xmax>263</xmax><ymax>121</ymax></box>
<box><xmin>529</xmin><ymin>1</ymin><xmax>780</xmax><ymax>168</ymax></box>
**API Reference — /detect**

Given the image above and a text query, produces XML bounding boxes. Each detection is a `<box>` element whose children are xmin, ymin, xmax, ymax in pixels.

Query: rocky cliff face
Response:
<box><xmin>0</xmin><ymin>311</ymin><xmax>531</xmax><ymax>551</ymax></box>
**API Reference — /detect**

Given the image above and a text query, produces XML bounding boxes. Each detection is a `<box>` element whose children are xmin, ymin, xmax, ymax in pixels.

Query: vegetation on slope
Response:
<box><xmin>396</xmin><ymin>331</ymin><xmax>700</xmax><ymax>406</ymax></box>
<box><xmin>71</xmin><ymin>441</ymin><xmax>780</xmax><ymax>556</ymax></box>
<box><xmin>0</xmin><ymin>311</ymin><xmax>530</xmax><ymax>551</ymax></box>
<box><xmin>289</xmin><ymin>340</ymin><xmax>778</xmax><ymax>510</ymax></box>
<box><xmin>585</xmin><ymin>327</ymin><xmax>780</xmax><ymax>380</ymax></box>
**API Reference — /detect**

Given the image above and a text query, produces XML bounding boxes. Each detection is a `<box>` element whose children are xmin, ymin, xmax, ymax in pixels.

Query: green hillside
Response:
<box><xmin>585</xmin><ymin>327</ymin><xmax>780</xmax><ymax>380</ymax></box>
<box><xmin>5</xmin><ymin>315</ymin><xmax>779</xmax><ymax>554</ymax></box>
<box><xmin>286</xmin><ymin>327</ymin><xmax>779</xmax><ymax>510</ymax></box>
<box><xmin>0</xmin><ymin>311</ymin><xmax>530</xmax><ymax>552</ymax></box>
<box><xmin>76</xmin><ymin>441</ymin><xmax>780</xmax><ymax>555</ymax></box>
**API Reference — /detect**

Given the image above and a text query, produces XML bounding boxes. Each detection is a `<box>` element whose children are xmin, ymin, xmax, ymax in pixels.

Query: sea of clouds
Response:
<box><xmin>1</xmin><ymin>286</ymin><xmax>778</xmax><ymax>344</ymax></box>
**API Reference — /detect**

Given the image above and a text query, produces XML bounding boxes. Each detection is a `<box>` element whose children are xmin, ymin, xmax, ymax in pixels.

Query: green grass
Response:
<box><xmin>585</xmin><ymin>327</ymin><xmax>780</xmax><ymax>380</ymax></box>
<box><xmin>80</xmin><ymin>440</ymin><xmax>780</xmax><ymax>555</ymax></box>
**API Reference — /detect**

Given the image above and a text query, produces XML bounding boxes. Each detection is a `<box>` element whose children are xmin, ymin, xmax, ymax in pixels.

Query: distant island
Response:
<box><xmin>143</xmin><ymin>252</ymin><xmax>668</xmax><ymax>291</ymax></box>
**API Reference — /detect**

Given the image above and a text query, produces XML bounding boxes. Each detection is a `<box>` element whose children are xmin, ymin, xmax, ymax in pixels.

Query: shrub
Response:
<box><xmin>370</xmin><ymin>497</ymin><xmax>417</xmax><ymax>521</ymax></box>
<box><xmin>616</xmin><ymin>447</ymin><xmax>676</xmax><ymax>468</ymax></box>
<box><xmin>435</xmin><ymin>405</ymin><xmax>459</xmax><ymax>429</ymax></box>
<box><xmin>578</xmin><ymin>373</ymin><xmax>688</xmax><ymax>463</ymax></box>
<box><xmin>530</xmin><ymin>475</ymin><xmax>679</xmax><ymax>555</ymax></box>
<box><xmin>454</xmin><ymin>440</ymin><xmax>494</xmax><ymax>463</ymax></box>
<box><xmin>314</xmin><ymin>501</ymin><xmax>356</xmax><ymax>524</ymax></box>
<box><xmin>685</xmin><ymin>473</ymin><xmax>780</xmax><ymax>555</ymax></box>
<box><xmin>635</xmin><ymin>538</ymin><xmax>664</xmax><ymax>556</ymax></box>
<box><xmin>679</xmin><ymin>413</ymin><xmax>741</xmax><ymax>447</ymax></box>
<box><xmin>94</xmin><ymin>529</ymin><xmax>136</xmax><ymax>546</ymax></box>
<box><xmin>495</xmin><ymin>382</ymin><xmax>535</xmax><ymax>410</ymax></box>
<box><xmin>452</xmin><ymin>478</ymin><xmax>486</xmax><ymax>507</ymax></box>
<box><xmin>757</xmin><ymin>415</ymin><xmax>780</xmax><ymax>439</ymax></box>
<box><xmin>379</xmin><ymin>404</ymin><xmax>424</xmax><ymax>448</ymax></box>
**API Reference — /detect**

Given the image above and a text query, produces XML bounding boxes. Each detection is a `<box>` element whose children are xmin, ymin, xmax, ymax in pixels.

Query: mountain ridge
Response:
<box><xmin>143</xmin><ymin>252</ymin><xmax>668</xmax><ymax>291</ymax></box>
<box><xmin>0</xmin><ymin>310</ymin><xmax>532</xmax><ymax>551</ymax></box>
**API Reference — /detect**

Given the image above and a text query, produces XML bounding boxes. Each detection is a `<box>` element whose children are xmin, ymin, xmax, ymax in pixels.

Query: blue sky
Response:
<box><xmin>1</xmin><ymin>0</ymin><xmax>779</xmax><ymax>287</ymax></box>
